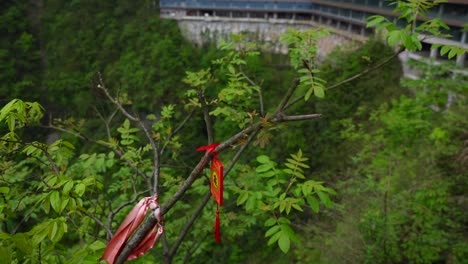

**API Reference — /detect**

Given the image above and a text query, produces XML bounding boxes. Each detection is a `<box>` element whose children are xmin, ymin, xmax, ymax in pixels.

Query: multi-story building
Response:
<box><xmin>160</xmin><ymin>0</ymin><xmax>467</xmax><ymax>66</ymax></box>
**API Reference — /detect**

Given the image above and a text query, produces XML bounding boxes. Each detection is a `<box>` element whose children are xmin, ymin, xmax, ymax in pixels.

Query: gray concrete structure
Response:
<box><xmin>160</xmin><ymin>0</ymin><xmax>468</xmax><ymax>67</ymax></box>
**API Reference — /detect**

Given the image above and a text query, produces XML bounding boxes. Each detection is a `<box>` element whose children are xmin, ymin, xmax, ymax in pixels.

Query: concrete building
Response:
<box><xmin>160</xmin><ymin>0</ymin><xmax>467</xmax><ymax>66</ymax></box>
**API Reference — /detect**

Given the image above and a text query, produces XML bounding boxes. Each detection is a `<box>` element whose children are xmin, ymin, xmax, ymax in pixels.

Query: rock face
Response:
<box><xmin>174</xmin><ymin>16</ymin><xmax>364</xmax><ymax>60</ymax></box>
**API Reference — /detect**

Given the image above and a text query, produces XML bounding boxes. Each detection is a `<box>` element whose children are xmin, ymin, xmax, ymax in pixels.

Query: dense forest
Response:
<box><xmin>1</xmin><ymin>0</ymin><xmax>467</xmax><ymax>263</ymax></box>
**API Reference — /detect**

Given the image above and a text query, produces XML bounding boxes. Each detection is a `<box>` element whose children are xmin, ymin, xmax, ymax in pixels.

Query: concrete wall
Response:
<box><xmin>174</xmin><ymin>16</ymin><xmax>365</xmax><ymax>61</ymax></box>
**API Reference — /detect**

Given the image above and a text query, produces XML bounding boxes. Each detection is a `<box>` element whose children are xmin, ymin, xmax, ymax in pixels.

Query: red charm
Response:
<box><xmin>197</xmin><ymin>143</ymin><xmax>224</xmax><ymax>243</ymax></box>
<box><xmin>210</xmin><ymin>155</ymin><xmax>224</xmax><ymax>206</ymax></box>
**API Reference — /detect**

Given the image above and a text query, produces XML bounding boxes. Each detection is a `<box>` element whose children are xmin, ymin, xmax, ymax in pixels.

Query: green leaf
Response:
<box><xmin>314</xmin><ymin>86</ymin><xmax>325</xmax><ymax>98</ymax></box>
<box><xmin>278</xmin><ymin>233</ymin><xmax>290</xmax><ymax>253</ymax></box>
<box><xmin>265</xmin><ymin>225</ymin><xmax>280</xmax><ymax>237</ymax></box>
<box><xmin>264</xmin><ymin>218</ymin><xmax>276</xmax><ymax>227</ymax></box>
<box><xmin>0</xmin><ymin>99</ymin><xmax>18</xmax><ymax>122</ymax></box>
<box><xmin>281</xmin><ymin>224</ymin><xmax>300</xmax><ymax>243</ymax></box>
<box><xmin>260</xmin><ymin>171</ymin><xmax>277</xmax><ymax>178</ymax></box>
<box><xmin>237</xmin><ymin>192</ymin><xmax>248</xmax><ymax>205</ymax></box>
<box><xmin>48</xmin><ymin>222</ymin><xmax>58</xmax><ymax>241</ymax></box>
<box><xmin>256</xmin><ymin>164</ymin><xmax>272</xmax><ymax>173</ymax></box>
<box><xmin>267</xmin><ymin>230</ymin><xmax>281</xmax><ymax>246</ymax></box>
<box><xmin>307</xmin><ymin>196</ymin><xmax>320</xmax><ymax>213</ymax></box>
<box><xmin>440</xmin><ymin>45</ymin><xmax>450</xmax><ymax>56</ymax></box>
<box><xmin>61</xmin><ymin>197</ymin><xmax>70</xmax><ymax>211</ymax></box>
<box><xmin>62</xmin><ymin>180</ymin><xmax>74</xmax><ymax>194</ymax></box>
<box><xmin>317</xmin><ymin>191</ymin><xmax>332</xmax><ymax>208</ymax></box>
<box><xmin>89</xmin><ymin>240</ymin><xmax>107</xmax><ymax>251</ymax></box>
<box><xmin>256</xmin><ymin>155</ymin><xmax>270</xmax><ymax>164</ymax></box>
<box><xmin>50</xmin><ymin>191</ymin><xmax>61</xmax><ymax>213</ymax></box>
<box><xmin>74</xmin><ymin>183</ymin><xmax>86</xmax><ymax>197</ymax></box>
<box><xmin>304</xmin><ymin>88</ymin><xmax>313</xmax><ymax>101</ymax></box>
<box><xmin>366</xmin><ymin>15</ymin><xmax>386</xmax><ymax>28</ymax></box>
<box><xmin>277</xmin><ymin>217</ymin><xmax>291</xmax><ymax>225</ymax></box>
<box><xmin>227</xmin><ymin>64</ymin><xmax>235</xmax><ymax>74</ymax></box>
<box><xmin>448</xmin><ymin>47</ymin><xmax>458</xmax><ymax>59</ymax></box>
<box><xmin>387</xmin><ymin>30</ymin><xmax>402</xmax><ymax>46</ymax></box>
<box><xmin>0</xmin><ymin>187</ymin><xmax>9</xmax><ymax>194</ymax></box>
<box><xmin>12</xmin><ymin>233</ymin><xmax>32</xmax><ymax>254</ymax></box>
<box><xmin>292</xmin><ymin>203</ymin><xmax>303</xmax><ymax>212</ymax></box>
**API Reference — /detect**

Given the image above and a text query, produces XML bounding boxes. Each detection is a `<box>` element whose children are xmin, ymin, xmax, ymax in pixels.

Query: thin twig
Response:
<box><xmin>167</xmin><ymin>193</ymin><xmax>211</xmax><ymax>262</ymax></box>
<box><xmin>284</xmin><ymin>47</ymin><xmax>404</xmax><ymax>110</ymax></box>
<box><xmin>80</xmin><ymin>208</ymin><xmax>113</xmax><ymax>238</ymax></box>
<box><xmin>40</xmin><ymin>124</ymin><xmax>87</xmax><ymax>141</ymax></box>
<box><xmin>93</xmin><ymin>106</ymin><xmax>118</xmax><ymax>140</ymax></box>
<box><xmin>161</xmin><ymin>109</ymin><xmax>195</xmax><ymax>155</ymax></box>
<box><xmin>274</xmin><ymin>78</ymin><xmax>300</xmax><ymax>114</ymax></box>
<box><xmin>139</xmin><ymin>122</ymin><xmax>161</xmax><ymax>194</ymax></box>
<box><xmin>241</xmin><ymin>70</ymin><xmax>265</xmax><ymax>117</ymax></box>
<box><xmin>97</xmin><ymin>72</ymin><xmax>138</xmax><ymax>122</ymax></box>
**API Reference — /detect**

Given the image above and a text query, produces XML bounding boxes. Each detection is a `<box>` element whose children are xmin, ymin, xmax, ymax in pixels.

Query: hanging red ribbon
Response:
<box><xmin>101</xmin><ymin>196</ymin><xmax>163</xmax><ymax>264</ymax></box>
<box><xmin>197</xmin><ymin>143</ymin><xmax>223</xmax><ymax>243</ymax></box>
<box><xmin>215</xmin><ymin>209</ymin><xmax>221</xmax><ymax>243</ymax></box>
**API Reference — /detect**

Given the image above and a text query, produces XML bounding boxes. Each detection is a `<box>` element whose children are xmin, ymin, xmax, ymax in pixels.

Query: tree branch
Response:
<box><xmin>272</xmin><ymin>114</ymin><xmax>322</xmax><ymax>122</ymax></box>
<box><xmin>275</xmin><ymin>78</ymin><xmax>299</xmax><ymax>114</ymax></box>
<box><xmin>198</xmin><ymin>91</ymin><xmax>214</xmax><ymax>144</ymax></box>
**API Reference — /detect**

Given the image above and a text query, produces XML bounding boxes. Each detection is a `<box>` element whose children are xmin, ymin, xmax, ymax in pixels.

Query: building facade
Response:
<box><xmin>160</xmin><ymin>0</ymin><xmax>468</xmax><ymax>66</ymax></box>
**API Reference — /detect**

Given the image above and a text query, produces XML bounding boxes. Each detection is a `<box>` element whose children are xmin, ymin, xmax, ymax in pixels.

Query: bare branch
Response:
<box><xmin>198</xmin><ymin>91</ymin><xmax>214</xmax><ymax>144</ymax></box>
<box><xmin>161</xmin><ymin>109</ymin><xmax>195</xmax><ymax>155</ymax></box>
<box><xmin>79</xmin><ymin>208</ymin><xmax>112</xmax><ymax>239</ymax></box>
<box><xmin>93</xmin><ymin>105</ymin><xmax>118</xmax><ymax>140</ymax></box>
<box><xmin>274</xmin><ymin>78</ymin><xmax>300</xmax><ymax>114</ymax></box>
<box><xmin>97</xmin><ymin>72</ymin><xmax>138</xmax><ymax>122</ymax></box>
<box><xmin>272</xmin><ymin>114</ymin><xmax>322</xmax><ymax>122</ymax></box>
<box><xmin>139</xmin><ymin>122</ymin><xmax>161</xmax><ymax>194</ymax></box>
<box><xmin>167</xmin><ymin>193</ymin><xmax>211</xmax><ymax>261</ymax></box>
<box><xmin>241</xmin><ymin>70</ymin><xmax>265</xmax><ymax>117</ymax></box>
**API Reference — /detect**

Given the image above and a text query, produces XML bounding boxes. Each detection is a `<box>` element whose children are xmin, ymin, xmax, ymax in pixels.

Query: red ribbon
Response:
<box><xmin>215</xmin><ymin>208</ymin><xmax>221</xmax><ymax>243</ymax></box>
<box><xmin>197</xmin><ymin>143</ymin><xmax>223</xmax><ymax>243</ymax></box>
<box><xmin>196</xmin><ymin>142</ymin><xmax>220</xmax><ymax>153</ymax></box>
